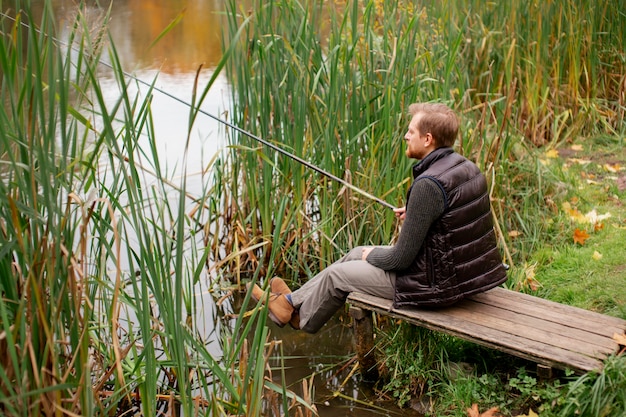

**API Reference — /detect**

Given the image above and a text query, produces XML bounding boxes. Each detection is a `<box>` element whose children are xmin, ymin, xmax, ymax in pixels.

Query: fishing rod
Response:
<box><xmin>5</xmin><ymin>12</ymin><xmax>398</xmax><ymax>211</ymax></box>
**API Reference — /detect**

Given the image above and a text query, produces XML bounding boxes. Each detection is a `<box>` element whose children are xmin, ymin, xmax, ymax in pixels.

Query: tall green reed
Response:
<box><xmin>223</xmin><ymin>0</ymin><xmax>466</xmax><ymax>281</ymax></box>
<box><xmin>222</xmin><ymin>0</ymin><xmax>626</xmax><ymax>280</ymax></box>
<box><xmin>0</xmin><ymin>3</ymin><xmax>309</xmax><ymax>416</ymax></box>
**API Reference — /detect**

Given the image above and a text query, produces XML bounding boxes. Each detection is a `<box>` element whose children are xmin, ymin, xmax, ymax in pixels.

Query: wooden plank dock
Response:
<box><xmin>348</xmin><ymin>287</ymin><xmax>626</xmax><ymax>378</ymax></box>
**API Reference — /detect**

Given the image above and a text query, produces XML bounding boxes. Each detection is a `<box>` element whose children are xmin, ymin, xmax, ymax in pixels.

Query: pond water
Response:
<box><xmin>28</xmin><ymin>1</ymin><xmax>421</xmax><ymax>415</ymax></box>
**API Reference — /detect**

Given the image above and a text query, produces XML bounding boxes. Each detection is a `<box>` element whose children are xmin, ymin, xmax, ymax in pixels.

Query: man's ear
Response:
<box><xmin>424</xmin><ymin>132</ymin><xmax>434</xmax><ymax>147</ymax></box>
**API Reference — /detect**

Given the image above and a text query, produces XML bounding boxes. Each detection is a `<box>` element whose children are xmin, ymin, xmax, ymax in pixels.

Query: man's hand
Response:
<box><xmin>361</xmin><ymin>247</ymin><xmax>373</xmax><ymax>260</ymax></box>
<box><xmin>394</xmin><ymin>206</ymin><xmax>406</xmax><ymax>220</ymax></box>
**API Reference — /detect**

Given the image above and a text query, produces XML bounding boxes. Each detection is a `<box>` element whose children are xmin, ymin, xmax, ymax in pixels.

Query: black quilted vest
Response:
<box><xmin>394</xmin><ymin>148</ymin><xmax>507</xmax><ymax>308</ymax></box>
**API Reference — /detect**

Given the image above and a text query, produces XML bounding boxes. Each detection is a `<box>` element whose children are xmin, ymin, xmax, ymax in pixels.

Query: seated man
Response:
<box><xmin>250</xmin><ymin>102</ymin><xmax>507</xmax><ymax>333</ymax></box>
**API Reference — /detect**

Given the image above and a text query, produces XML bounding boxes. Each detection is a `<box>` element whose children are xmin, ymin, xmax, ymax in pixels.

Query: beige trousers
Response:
<box><xmin>290</xmin><ymin>246</ymin><xmax>396</xmax><ymax>333</ymax></box>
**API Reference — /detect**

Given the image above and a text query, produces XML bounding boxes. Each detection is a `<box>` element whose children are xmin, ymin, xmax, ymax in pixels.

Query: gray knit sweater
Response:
<box><xmin>365</xmin><ymin>178</ymin><xmax>445</xmax><ymax>271</ymax></box>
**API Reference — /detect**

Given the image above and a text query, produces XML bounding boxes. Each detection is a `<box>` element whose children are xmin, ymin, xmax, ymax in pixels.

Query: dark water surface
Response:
<box><xmin>264</xmin><ymin>315</ymin><xmax>424</xmax><ymax>416</ymax></box>
<box><xmin>25</xmin><ymin>1</ymin><xmax>420</xmax><ymax>415</ymax></box>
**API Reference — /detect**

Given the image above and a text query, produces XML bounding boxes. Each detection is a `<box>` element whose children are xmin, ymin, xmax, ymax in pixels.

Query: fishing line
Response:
<box><xmin>2</xmin><ymin>11</ymin><xmax>398</xmax><ymax>210</ymax></box>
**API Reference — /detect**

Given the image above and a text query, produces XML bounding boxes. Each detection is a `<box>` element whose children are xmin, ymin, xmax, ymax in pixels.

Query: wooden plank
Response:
<box><xmin>348</xmin><ymin>293</ymin><xmax>602</xmax><ymax>373</ymax></box>
<box><xmin>446</xmin><ymin>303</ymin><xmax>614</xmax><ymax>358</ymax></box>
<box><xmin>454</xmin><ymin>298</ymin><xmax>612</xmax><ymax>348</ymax></box>
<box><xmin>474</xmin><ymin>299</ymin><xmax>623</xmax><ymax>337</ymax></box>
<box><xmin>451</xmin><ymin>301</ymin><xmax>616</xmax><ymax>353</ymax></box>
<box><xmin>476</xmin><ymin>288</ymin><xmax>626</xmax><ymax>329</ymax></box>
<box><xmin>471</xmin><ymin>294</ymin><xmax>624</xmax><ymax>338</ymax></box>
<box><xmin>472</xmin><ymin>291</ymin><xmax>619</xmax><ymax>335</ymax></box>
<box><xmin>347</xmin><ymin>291</ymin><xmax>626</xmax><ymax>374</ymax></box>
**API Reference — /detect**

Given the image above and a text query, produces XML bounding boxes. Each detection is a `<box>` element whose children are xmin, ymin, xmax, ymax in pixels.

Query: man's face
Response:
<box><xmin>404</xmin><ymin>112</ymin><xmax>428</xmax><ymax>160</ymax></box>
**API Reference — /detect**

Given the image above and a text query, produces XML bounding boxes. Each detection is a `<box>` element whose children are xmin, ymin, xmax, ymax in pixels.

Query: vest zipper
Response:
<box><xmin>427</xmin><ymin>248</ymin><xmax>435</xmax><ymax>288</ymax></box>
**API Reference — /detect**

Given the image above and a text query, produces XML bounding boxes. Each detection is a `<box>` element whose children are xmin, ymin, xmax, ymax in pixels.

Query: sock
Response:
<box><xmin>285</xmin><ymin>293</ymin><xmax>293</xmax><ymax>305</ymax></box>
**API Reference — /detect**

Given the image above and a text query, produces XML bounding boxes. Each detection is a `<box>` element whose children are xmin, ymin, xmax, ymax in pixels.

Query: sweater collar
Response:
<box><xmin>412</xmin><ymin>147</ymin><xmax>455</xmax><ymax>178</ymax></box>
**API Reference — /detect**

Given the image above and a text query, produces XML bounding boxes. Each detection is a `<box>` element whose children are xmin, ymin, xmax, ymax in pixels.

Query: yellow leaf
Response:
<box><xmin>573</xmin><ymin>228</ymin><xmax>590</xmax><ymax>245</ymax></box>
<box><xmin>514</xmin><ymin>410</ymin><xmax>539</xmax><ymax>417</ymax></box>
<box><xmin>604</xmin><ymin>163</ymin><xmax>622</xmax><ymax>173</ymax></box>
<box><xmin>614</xmin><ymin>332</ymin><xmax>626</xmax><ymax>346</ymax></box>
<box><xmin>516</xmin><ymin>262</ymin><xmax>542</xmax><ymax>291</ymax></box>
<box><xmin>592</xmin><ymin>251</ymin><xmax>603</xmax><ymax>260</ymax></box>
<box><xmin>561</xmin><ymin>202</ymin><xmax>586</xmax><ymax>223</ymax></box>
<box><xmin>571</xmin><ymin>144</ymin><xmax>583</xmax><ymax>151</ymax></box>
<box><xmin>545</xmin><ymin>149</ymin><xmax>559</xmax><ymax>159</ymax></box>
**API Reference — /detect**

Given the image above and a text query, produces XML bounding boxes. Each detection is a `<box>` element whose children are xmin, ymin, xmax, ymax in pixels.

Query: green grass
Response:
<box><xmin>520</xmin><ymin>137</ymin><xmax>626</xmax><ymax>319</ymax></box>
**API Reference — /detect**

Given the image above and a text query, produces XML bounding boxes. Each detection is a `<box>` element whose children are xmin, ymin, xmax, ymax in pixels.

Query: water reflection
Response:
<box><xmin>29</xmin><ymin>0</ymin><xmax>229</xmax><ymax>180</ymax></box>
<box><xmin>32</xmin><ymin>0</ymin><xmax>224</xmax><ymax>73</ymax></box>
<box><xmin>108</xmin><ymin>0</ymin><xmax>224</xmax><ymax>73</ymax></box>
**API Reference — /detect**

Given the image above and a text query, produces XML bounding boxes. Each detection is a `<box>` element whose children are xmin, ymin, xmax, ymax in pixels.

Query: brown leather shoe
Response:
<box><xmin>270</xmin><ymin>277</ymin><xmax>291</xmax><ymax>295</ymax></box>
<box><xmin>247</xmin><ymin>283</ymin><xmax>294</xmax><ymax>327</ymax></box>
<box><xmin>269</xmin><ymin>278</ymin><xmax>300</xmax><ymax>330</ymax></box>
<box><xmin>248</xmin><ymin>282</ymin><xmax>265</xmax><ymax>303</ymax></box>
<box><xmin>288</xmin><ymin>311</ymin><xmax>300</xmax><ymax>330</ymax></box>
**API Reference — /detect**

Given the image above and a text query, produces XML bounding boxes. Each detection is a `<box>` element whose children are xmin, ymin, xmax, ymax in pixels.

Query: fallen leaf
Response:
<box><xmin>562</xmin><ymin>202</ymin><xmax>586</xmax><ymax>223</ymax></box>
<box><xmin>569</xmin><ymin>157</ymin><xmax>592</xmax><ymax>165</ymax></box>
<box><xmin>614</xmin><ymin>333</ymin><xmax>626</xmax><ymax>346</ymax></box>
<box><xmin>585</xmin><ymin>209</ymin><xmax>611</xmax><ymax>224</ymax></box>
<box><xmin>573</xmin><ymin>228</ymin><xmax>590</xmax><ymax>245</ymax></box>
<box><xmin>571</xmin><ymin>144</ymin><xmax>583</xmax><ymax>151</ymax></box>
<box><xmin>521</xmin><ymin>262</ymin><xmax>542</xmax><ymax>291</ymax></box>
<box><xmin>467</xmin><ymin>404</ymin><xmax>502</xmax><ymax>417</ymax></box>
<box><xmin>514</xmin><ymin>410</ymin><xmax>539</xmax><ymax>417</ymax></box>
<box><xmin>592</xmin><ymin>251</ymin><xmax>603</xmax><ymax>260</ymax></box>
<box><xmin>508</xmin><ymin>230</ymin><xmax>522</xmax><ymax>238</ymax></box>
<box><xmin>604</xmin><ymin>163</ymin><xmax>622</xmax><ymax>173</ymax></box>
<box><xmin>545</xmin><ymin>149</ymin><xmax>559</xmax><ymax>159</ymax></box>
<box><xmin>563</xmin><ymin>205</ymin><xmax>612</xmax><ymax>225</ymax></box>
<box><xmin>594</xmin><ymin>222</ymin><xmax>604</xmax><ymax>232</ymax></box>
<box><xmin>618</xmin><ymin>176</ymin><xmax>626</xmax><ymax>192</ymax></box>
<box><xmin>480</xmin><ymin>407</ymin><xmax>502</xmax><ymax>417</ymax></box>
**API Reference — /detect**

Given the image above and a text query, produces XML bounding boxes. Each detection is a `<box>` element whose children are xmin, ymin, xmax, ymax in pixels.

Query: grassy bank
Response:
<box><xmin>0</xmin><ymin>3</ymin><xmax>312</xmax><ymax>415</ymax></box>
